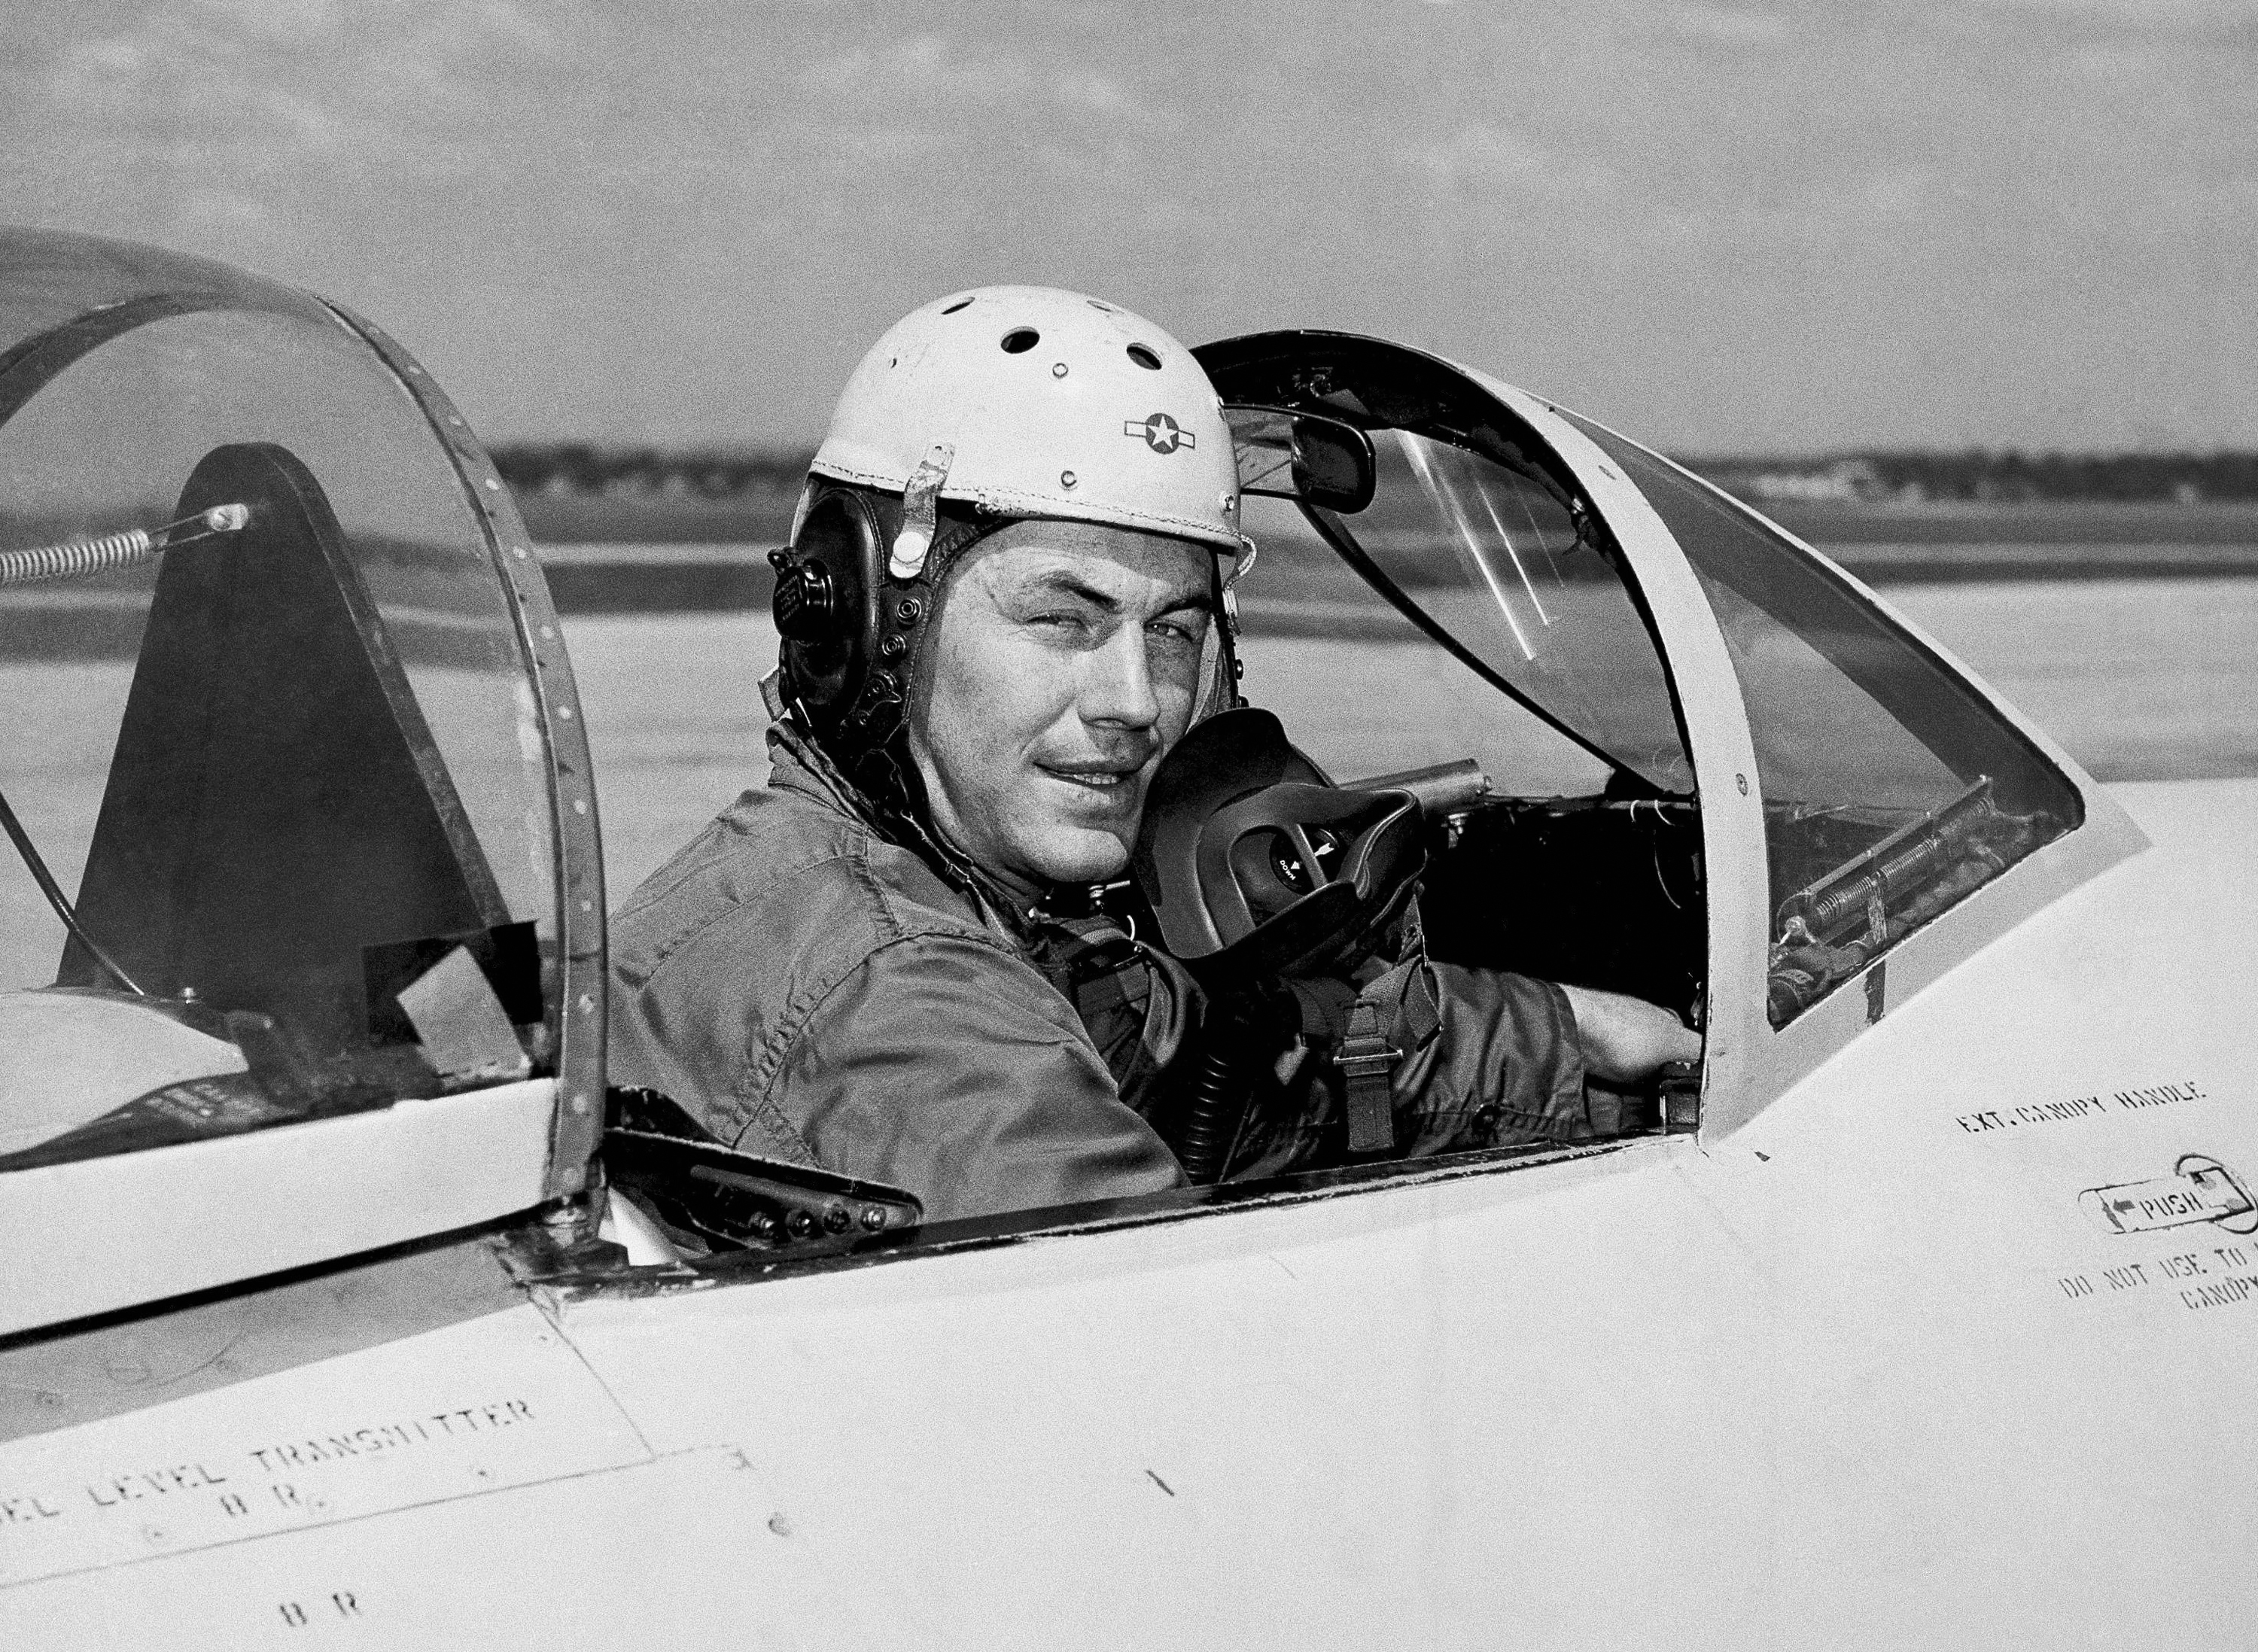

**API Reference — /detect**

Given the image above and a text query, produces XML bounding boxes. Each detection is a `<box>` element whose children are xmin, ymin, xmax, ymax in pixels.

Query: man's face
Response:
<box><xmin>908</xmin><ymin>519</ymin><xmax>1217</xmax><ymax>902</ymax></box>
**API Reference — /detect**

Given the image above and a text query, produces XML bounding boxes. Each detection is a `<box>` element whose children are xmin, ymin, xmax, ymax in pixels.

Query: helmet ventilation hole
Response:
<box><xmin>1000</xmin><ymin>328</ymin><xmax>1040</xmax><ymax>354</ymax></box>
<box><xmin>1126</xmin><ymin>343</ymin><xmax>1162</xmax><ymax>370</ymax></box>
<box><xmin>941</xmin><ymin>297</ymin><xmax>974</xmax><ymax>315</ymax></box>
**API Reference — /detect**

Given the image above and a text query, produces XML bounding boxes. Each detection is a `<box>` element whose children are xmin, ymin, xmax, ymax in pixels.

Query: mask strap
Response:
<box><xmin>1210</xmin><ymin>550</ymin><xmax>1247</xmax><ymax>713</ymax></box>
<box><xmin>889</xmin><ymin>443</ymin><xmax>956</xmax><ymax>579</ymax></box>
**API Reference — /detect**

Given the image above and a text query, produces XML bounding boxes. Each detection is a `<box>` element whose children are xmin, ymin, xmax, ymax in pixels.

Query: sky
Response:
<box><xmin>4</xmin><ymin>0</ymin><xmax>2253</xmax><ymax>453</ymax></box>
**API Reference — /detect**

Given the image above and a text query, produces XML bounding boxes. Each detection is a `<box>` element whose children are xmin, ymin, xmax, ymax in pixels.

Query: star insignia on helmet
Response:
<box><xmin>1124</xmin><ymin>412</ymin><xmax>1195</xmax><ymax>455</ymax></box>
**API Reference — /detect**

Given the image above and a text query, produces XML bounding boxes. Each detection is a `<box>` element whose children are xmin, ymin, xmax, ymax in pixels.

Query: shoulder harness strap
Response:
<box><xmin>1286</xmin><ymin>955</ymin><xmax>1443</xmax><ymax>1158</ymax></box>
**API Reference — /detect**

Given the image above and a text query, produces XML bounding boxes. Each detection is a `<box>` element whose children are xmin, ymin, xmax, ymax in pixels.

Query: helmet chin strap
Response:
<box><xmin>1208</xmin><ymin>534</ymin><xmax>1255</xmax><ymax>714</ymax></box>
<box><xmin>1228</xmin><ymin>537</ymin><xmax>1258</xmax><ymax>584</ymax></box>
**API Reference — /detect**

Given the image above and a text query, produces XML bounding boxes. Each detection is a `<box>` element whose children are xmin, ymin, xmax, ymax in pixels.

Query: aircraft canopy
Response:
<box><xmin>0</xmin><ymin>229</ymin><xmax>599</xmax><ymax>1187</ymax></box>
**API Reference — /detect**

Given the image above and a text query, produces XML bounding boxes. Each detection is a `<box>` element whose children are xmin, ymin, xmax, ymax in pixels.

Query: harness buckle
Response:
<box><xmin>1334</xmin><ymin>1041</ymin><xmax>1401</xmax><ymax>1080</ymax></box>
<box><xmin>1335</xmin><ymin>1004</ymin><xmax>1401</xmax><ymax>1155</ymax></box>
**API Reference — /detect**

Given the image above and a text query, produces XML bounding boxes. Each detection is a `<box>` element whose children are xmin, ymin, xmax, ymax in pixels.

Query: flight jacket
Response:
<box><xmin>607</xmin><ymin>722</ymin><xmax>1593</xmax><ymax>1225</ymax></box>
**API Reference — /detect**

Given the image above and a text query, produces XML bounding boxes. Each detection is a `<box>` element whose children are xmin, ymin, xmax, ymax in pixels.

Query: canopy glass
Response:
<box><xmin>0</xmin><ymin>230</ymin><xmax>571</xmax><ymax>1169</ymax></box>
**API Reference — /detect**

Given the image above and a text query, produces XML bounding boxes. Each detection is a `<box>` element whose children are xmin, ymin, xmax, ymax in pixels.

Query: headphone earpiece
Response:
<box><xmin>768</xmin><ymin>549</ymin><xmax>836</xmax><ymax>641</ymax></box>
<box><xmin>770</xmin><ymin>482</ymin><xmax>1004</xmax><ymax>755</ymax></box>
<box><xmin>772</xmin><ymin>487</ymin><xmax>890</xmax><ymax>740</ymax></box>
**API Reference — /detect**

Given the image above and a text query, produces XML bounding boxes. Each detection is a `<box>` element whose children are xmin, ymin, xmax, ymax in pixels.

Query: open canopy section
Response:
<box><xmin>0</xmin><ymin>229</ymin><xmax>579</xmax><ymax>1171</ymax></box>
<box><xmin>1196</xmin><ymin>332</ymin><xmax>1706</xmax><ymax>1041</ymax></box>
<box><xmin>1561</xmin><ymin>412</ymin><xmax>2085</xmax><ymax>1027</ymax></box>
<box><xmin>1198</xmin><ymin>332</ymin><xmax>1692</xmax><ymax>802</ymax></box>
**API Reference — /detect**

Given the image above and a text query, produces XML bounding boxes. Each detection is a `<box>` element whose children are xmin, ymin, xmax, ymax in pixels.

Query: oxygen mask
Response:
<box><xmin>1132</xmin><ymin>708</ymin><xmax>1450</xmax><ymax>985</ymax></box>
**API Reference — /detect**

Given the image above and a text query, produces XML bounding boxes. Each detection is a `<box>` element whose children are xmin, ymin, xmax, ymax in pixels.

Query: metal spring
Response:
<box><xmin>0</xmin><ymin>504</ymin><xmax>248</xmax><ymax>589</ymax></box>
<box><xmin>0</xmin><ymin>528</ymin><xmax>156</xmax><ymax>588</ymax></box>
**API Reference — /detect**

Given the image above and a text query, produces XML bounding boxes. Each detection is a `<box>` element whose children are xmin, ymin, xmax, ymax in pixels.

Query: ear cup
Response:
<box><xmin>774</xmin><ymin>488</ymin><xmax>887</xmax><ymax>736</ymax></box>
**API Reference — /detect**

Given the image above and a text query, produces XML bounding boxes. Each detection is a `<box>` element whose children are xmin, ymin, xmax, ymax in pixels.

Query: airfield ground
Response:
<box><xmin>1</xmin><ymin>519</ymin><xmax>2251</xmax><ymax>987</ymax></box>
<box><xmin>564</xmin><ymin>576</ymin><xmax>2258</xmax><ymax>896</ymax></box>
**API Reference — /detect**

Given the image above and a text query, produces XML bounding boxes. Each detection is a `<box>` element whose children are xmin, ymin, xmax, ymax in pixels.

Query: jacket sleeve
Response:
<box><xmin>1395</xmin><ymin>963</ymin><xmax>1591</xmax><ymax>1148</ymax></box>
<box><xmin>770</xmin><ymin>932</ymin><xmax>1188</xmax><ymax>1224</ymax></box>
<box><xmin>1223</xmin><ymin>960</ymin><xmax>1594</xmax><ymax>1179</ymax></box>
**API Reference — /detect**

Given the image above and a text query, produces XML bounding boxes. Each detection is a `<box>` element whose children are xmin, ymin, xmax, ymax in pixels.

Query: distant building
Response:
<box><xmin>1739</xmin><ymin>459</ymin><xmax>1883</xmax><ymax>503</ymax></box>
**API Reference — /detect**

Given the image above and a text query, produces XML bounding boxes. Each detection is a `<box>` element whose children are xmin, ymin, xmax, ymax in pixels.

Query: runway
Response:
<box><xmin>567</xmin><ymin>577</ymin><xmax>2258</xmax><ymax>897</ymax></box>
<box><xmin>0</xmin><ymin>569</ymin><xmax>2250</xmax><ymax>988</ymax></box>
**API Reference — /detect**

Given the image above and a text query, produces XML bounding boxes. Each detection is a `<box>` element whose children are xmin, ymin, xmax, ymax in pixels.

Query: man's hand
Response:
<box><xmin>1557</xmin><ymin>984</ymin><xmax>1703</xmax><ymax>1085</ymax></box>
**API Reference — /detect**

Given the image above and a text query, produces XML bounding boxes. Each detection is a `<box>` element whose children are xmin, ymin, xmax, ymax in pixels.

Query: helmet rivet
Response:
<box><xmin>1060</xmin><ymin>470</ymin><xmax>1078</xmax><ymax>488</ymax></box>
<box><xmin>1051</xmin><ymin>362</ymin><xmax>1068</xmax><ymax>379</ymax></box>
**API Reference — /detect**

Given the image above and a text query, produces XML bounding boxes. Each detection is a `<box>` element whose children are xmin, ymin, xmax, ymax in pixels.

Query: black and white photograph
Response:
<box><xmin>2</xmin><ymin>3</ymin><xmax>2253</xmax><ymax>1645</ymax></box>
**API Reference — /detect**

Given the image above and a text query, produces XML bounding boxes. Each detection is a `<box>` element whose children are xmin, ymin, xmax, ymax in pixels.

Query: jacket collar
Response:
<box><xmin>765</xmin><ymin>717</ymin><xmax>1039</xmax><ymax>945</ymax></box>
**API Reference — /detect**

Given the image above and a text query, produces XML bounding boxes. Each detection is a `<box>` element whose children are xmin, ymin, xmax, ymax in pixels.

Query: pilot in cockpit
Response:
<box><xmin>605</xmin><ymin>288</ymin><xmax>1700</xmax><ymax>1225</ymax></box>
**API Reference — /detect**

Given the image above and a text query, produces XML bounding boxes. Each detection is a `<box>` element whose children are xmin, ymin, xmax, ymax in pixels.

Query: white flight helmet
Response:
<box><xmin>772</xmin><ymin>287</ymin><xmax>1247</xmax><ymax>756</ymax></box>
<box><xmin>810</xmin><ymin>285</ymin><xmax>1243</xmax><ymax>561</ymax></box>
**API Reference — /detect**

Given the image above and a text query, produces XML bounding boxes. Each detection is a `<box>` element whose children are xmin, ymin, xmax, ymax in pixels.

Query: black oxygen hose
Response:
<box><xmin>1173</xmin><ymin>1018</ymin><xmax>1252</xmax><ymax>1185</ymax></box>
